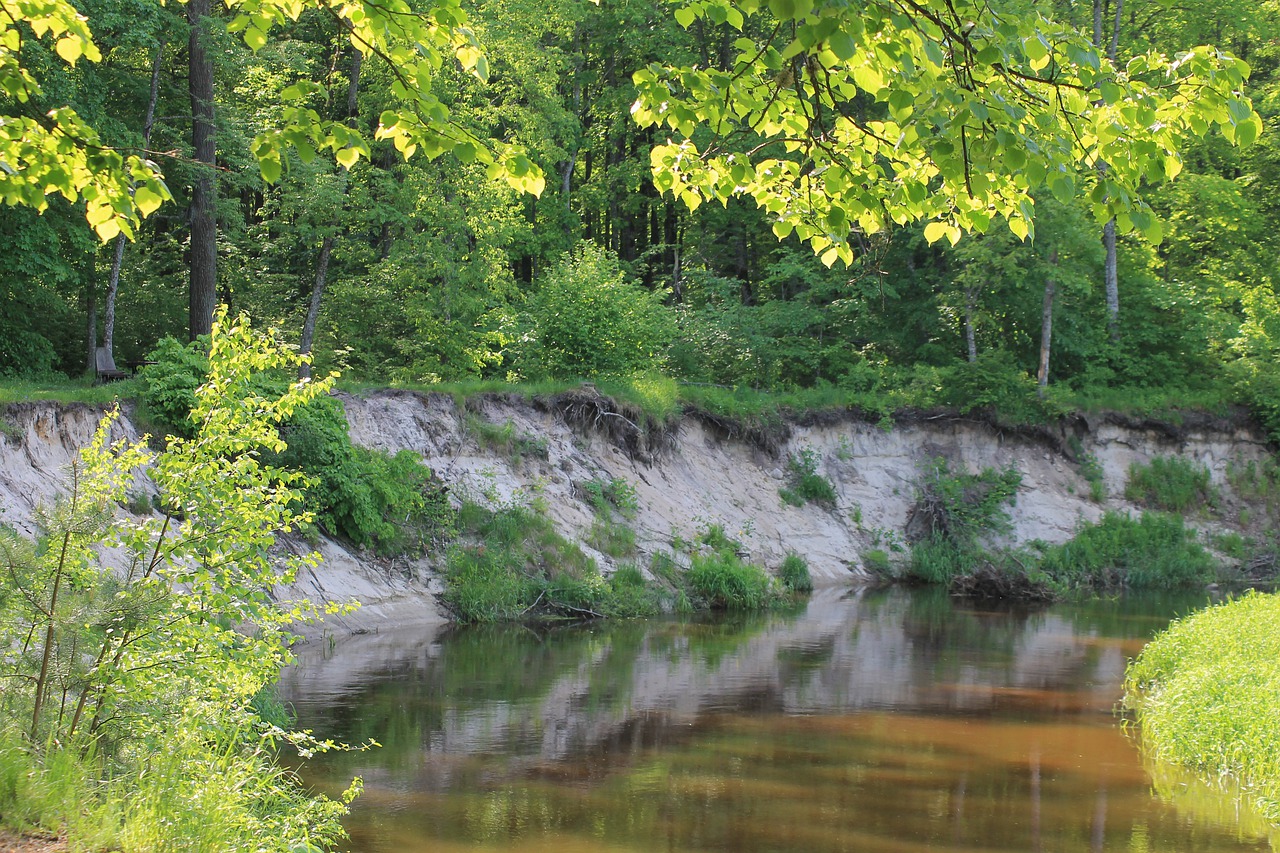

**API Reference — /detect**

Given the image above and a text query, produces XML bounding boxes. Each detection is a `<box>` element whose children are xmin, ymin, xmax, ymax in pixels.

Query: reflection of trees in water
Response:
<box><xmin>290</xmin><ymin>587</ymin><xmax>1164</xmax><ymax>792</ymax></box>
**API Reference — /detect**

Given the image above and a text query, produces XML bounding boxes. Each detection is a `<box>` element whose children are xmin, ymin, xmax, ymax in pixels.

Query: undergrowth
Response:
<box><xmin>1037</xmin><ymin>511</ymin><xmax>1217</xmax><ymax>592</ymax></box>
<box><xmin>443</xmin><ymin>501</ymin><xmax>661</xmax><ymax>622</ymax></box>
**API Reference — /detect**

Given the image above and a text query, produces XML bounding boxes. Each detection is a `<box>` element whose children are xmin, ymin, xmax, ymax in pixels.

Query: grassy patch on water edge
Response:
<box><xmin>1124</xmin><ymin>591</ymin><xmax>1280</xmax><ymax>826</ymax></box>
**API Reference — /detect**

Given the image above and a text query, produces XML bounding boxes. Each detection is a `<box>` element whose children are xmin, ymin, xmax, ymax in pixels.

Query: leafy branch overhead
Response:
<box><xmin>632</xmin><ymin>0</ymin><xmax>1262</xmax><ymax>265</ymax></box>
<box><xmin>0</xmin><ymin>0</ymin><xmax>545</xmax><ymax>241</ymax></box>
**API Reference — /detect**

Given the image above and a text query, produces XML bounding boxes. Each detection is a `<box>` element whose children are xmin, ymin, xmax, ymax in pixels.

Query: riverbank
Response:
<box><xmin>1125</xmin><ymin>591</ymin><xmax>1280</xmax><ymax>826</ymax></box>
<box><xmin>1</xmin><ymin>389</ymin><xmax>1275</xmax><ymax>634</ymax></box>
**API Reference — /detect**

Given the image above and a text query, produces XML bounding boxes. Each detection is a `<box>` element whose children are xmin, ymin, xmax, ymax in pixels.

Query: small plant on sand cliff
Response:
<box><xmin>465</xmin><ymin>415</ymin><xmax>549</xmax><ymax>462</ymax></box>
<box><xmin>779</xmin><ymin>447</ymin><xmax>837</xmax><ymax>508</ymax></box>
<box><xmin>1125</xmin><ymin>456</ymin><xmax>1217</xmax><ymax>514</ymax></box>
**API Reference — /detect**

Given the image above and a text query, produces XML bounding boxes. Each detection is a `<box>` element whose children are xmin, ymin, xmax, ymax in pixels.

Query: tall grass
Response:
<box><xmin>1125</xmin><ymin>592</ymin><xmax>1280</xmax><ymax>825</ymax></box>
<box><xmin>1038</xmin><ymin>511</ymin><xmax>1217</xmax><ymax>592</ymax></box>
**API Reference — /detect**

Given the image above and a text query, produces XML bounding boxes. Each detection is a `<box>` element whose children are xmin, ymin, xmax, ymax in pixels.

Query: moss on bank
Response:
<box><xmin>1124</xmin><ymin>592</ymin><xmax>1280</xmax><ymax>826</ymax></box>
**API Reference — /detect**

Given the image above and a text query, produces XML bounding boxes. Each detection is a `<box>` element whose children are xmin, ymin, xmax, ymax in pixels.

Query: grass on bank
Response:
<box><xmin>1125</xmin><ymin>591</ymin><xmax>1280</xmax><ymax>825</ymax></box>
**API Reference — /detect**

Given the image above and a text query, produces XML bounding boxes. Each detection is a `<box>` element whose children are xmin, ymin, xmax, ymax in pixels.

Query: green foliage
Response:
<box><xmin>1125</xmin><ymin>456</ymin><xmax>1218</xmax><ymax>513</ymax></box>
<box><xmin>517</xmin><ymin>243</ymin><xmax>676</xmax><ymax>380</ymax></box>
<box><xmin>1125</xmin><ymin>592</ymin><xmax>1280</xmax><ymax>825</ymax></box>
<box><xmin>273</xmin><ymin>397</ymin><xmax>455</xmax><ymax>555</ymax></box>
<box><xmin>862</xmin><ymin>549</ymin><xmax>893</xmax><ymax>577</ymax></box>
<box><xmin>581</xmin><ymin>476</ymin><xmax>639</xmax><ymax>519</ymax></box>
<box><xmin>0</xmin><ymin>311</ymin><xmax>357</xmax><ymax>850</ymax></box>
<box><xmin>908</xmin><ymin>537</ymin><xmax>974</xmax><ymax>586</ymax></box>
<box><xmin>937</xmin><ymin>350</ymin><xmax>1048</xmax><ymax>422</ymax></box>
<box><xmin>1076</xmin><ymin>448</ymin><xmax>1107</xmax><ymax>503</ymax></box>
<box><xmin>904</xmin><ymin>459</ymin><xmax>1021</xmax><ymax>586</ymax></box>
<box><xmin>587</xmin><ymin>518</ymin><xmax>638</xmax><ymax>558</ymax></box>
<box><xmin>444</xmin><ymin>500</ymin><xmax>661</xmax><ymax>622</ymax></box>
<box><xmin>778</xmin><ymin>552</ymin><xmax>813</xmax><ymax>594</ymax></box>
<box><xmin>1227</xmin><ymin>456</ymin><xmax>1280</xmax><ymax>519</ymax></box>
<box><xmin>637</xmin><ymin>0</ymin><xmax>1257</xmax><ymax>264</ymax></box>
<box><xmin>1038</xmin><ymin>511</ymin><xmax>1218</xmax><ymax>592</ymax></box>
<box><xmin>687</xmin><ymin>551</ymin><xmax>776</xmax><ymax>610</ymax></box>
<box><xmin>139</xmin><ymin>336</ymin><xmax>210</xmax><ymax>438</ymax></box>
<box><xmin>780</xmin><ymin>447</ymin><xmax>837</xmax><ymax>508</ymax></box>
<box><xmin>910</xmin><ymin>459</ymin><xmax>1022</xmax><ymax>550</ymax></box>
<box><xmin>141</xmin><ymin>342</ymin><xmax>450</xmax><ymax>555</ymax></box>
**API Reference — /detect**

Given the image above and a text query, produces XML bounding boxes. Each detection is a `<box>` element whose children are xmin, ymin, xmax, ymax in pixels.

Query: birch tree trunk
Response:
<box><xmin>1037</xmin><ymin>251</ymin><xmax>1059</xmax><ymax>397</ymax></box>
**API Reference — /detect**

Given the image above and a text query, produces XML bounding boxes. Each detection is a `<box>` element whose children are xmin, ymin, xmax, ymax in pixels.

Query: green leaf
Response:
<box><xmin>828</xmin><ymin>30</ymin><xmax>857</xmax><ymax>61</ymax></box>
<box><xmin>674</xmin><ymin>6</ymin><xmax>697</xmax><ymax>28</ymax></box>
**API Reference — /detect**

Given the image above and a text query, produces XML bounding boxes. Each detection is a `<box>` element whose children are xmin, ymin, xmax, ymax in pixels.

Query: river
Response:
<box><xmin>282</xmin><ymin>586</ymin><xmax>1274</xmax><ymax>852</ymax></box>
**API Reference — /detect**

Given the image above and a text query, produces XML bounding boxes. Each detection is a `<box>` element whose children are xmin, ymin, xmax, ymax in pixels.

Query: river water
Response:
<box><xmin>282</xmin><ymin>586</ymin><xmax>1274</xmax><ymax>852</ymax></box>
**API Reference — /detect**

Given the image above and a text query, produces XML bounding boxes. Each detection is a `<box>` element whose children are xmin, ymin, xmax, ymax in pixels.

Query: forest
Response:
<box><xmin>1</xmin><ymin>0</ymin><xmax>1275</xmax><ymax>439</ymax></box>
<box><xmin>2</xmin><ymin>0</ymin><xmax>1279</xmax><ymax>848</ymax></box>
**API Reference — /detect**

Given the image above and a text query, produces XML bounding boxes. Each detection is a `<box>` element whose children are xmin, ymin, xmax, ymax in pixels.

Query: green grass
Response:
<box><xmin>780</xmin><ymin>447</ymin><xmax>837</xmax><ymax>508</ymax></box>
<box><xmin>1125</xmin><ymin>456</ymin><xmax>1218</xmax><ymax>513</ymax></box>
<box><xmin>779</xmin><ymin>552</ymin><xmax>813</xmax><ymax>593</ymax></box>
<box><xmin>687</xmin><ymin>551</ymin><xmax>777</xmax><ymax>610</ymax></box>
<box><xmin>587</xmin><ymin>518</ymin><xmax>637</xmax><ymax>558</ymax></box>
<box><xmin>0</xmin><ymin>376</ymin><xmax>144</xmax><ymax>405</ymax></box>
<box><xmin>1037</xmin><ymin>511</ymin><xmax>1218</xmax><ymax>592</ymax></box>
<box><xmin>0</xmin><ymin>717</ymin><xmax>352</xmax><ymax>852</ymax></box>
<box><xmin>1125</xmin><ymin>591</ymin><xmax>1280</xmax><ymax>826</ymax></box>
<box><xmin>465</xmin><ymin>415</ymin><xmax>549</xmax><ymax>461</ymax></box>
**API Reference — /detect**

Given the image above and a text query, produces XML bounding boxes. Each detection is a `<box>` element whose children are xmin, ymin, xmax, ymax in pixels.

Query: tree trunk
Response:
<box><xmin>964</xmin><ymin>287</ymin><xmax>977</xmax><ymax>363</ymax></box>
<box><xmin>298</xmin><ymin>236</ymin><xmax>333</xmax><ymax>381</ymax></box>
<box><xmin>298</xmin><ymin>49</ymin><xmax>362</xmax><ymax>380</ymax></box>
<box><xmin>84</xmin><ymin>261</ymin><xmax>97</xmax><ymax>376</ymax></box>
<box><xmin>1103</xmin><ymin>218</ymin><xmax>1119</xmax><ymax>342</ymax></box>
<box><xmin>188</xmin><ymin>0</ymin><xmax>217</xmax><ymax>341</ymax></box>
<box><xmin>1094</xmin><ymin>0</ymin><xmax>1124</xmax><ymax>345</ymax></box>
<box><xmin>105</xmin><ymin>40</ymin><xmax>164</xmax><ymax>358</ymax></box>
<box><xmin>1037</xmin><ymin>250</ymin><xmax>1058</xmax><ymax>397</ymax></box>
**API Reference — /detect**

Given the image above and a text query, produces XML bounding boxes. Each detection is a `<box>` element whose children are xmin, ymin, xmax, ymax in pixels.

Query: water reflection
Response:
<box><xmin>283</xmin><ymin>586</ymin><xmax>1270</xmax><ymax>852</ymax></box>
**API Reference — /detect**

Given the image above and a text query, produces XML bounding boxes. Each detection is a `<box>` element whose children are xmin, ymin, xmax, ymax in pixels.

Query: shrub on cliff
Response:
<box><xmin>139</xmin><ymin>338</ymin><xmax>450</xmax><ymax>555</ymax></box>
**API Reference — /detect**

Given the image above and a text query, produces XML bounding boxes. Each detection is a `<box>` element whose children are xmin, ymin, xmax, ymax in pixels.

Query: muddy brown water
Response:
<box><xmin>282</xmin><ymin>586</ymin><xmax>1274</xmax><ymax>852</ymax></box>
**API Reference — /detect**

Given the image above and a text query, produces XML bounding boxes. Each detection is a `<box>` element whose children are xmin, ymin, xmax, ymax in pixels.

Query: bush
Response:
<box><xmin>1125</xmin><ymin>456</ymin><xmax>1217</xmax><ymax>513</ymax></box>
<box><xmin>0</xmin><ymin>313</ymin><xmax>355</xmax><ymax>850</ymax></box>
<box><xmin>1125</xmin><ymin>592</ymin><xmax>1280</xmax><ymax>824</ymax></box>
<box><xmin>780</xmin><ymin>447</ymin><xmax>837</xmax><ymax>507</ymax></box>
<box><xmin>142</xmin><ymin>342</ymin><xmax>451</xmax><ymax>556</ymax></box>
<box><xmin>687</xmin><ymin>552</ymin><xmax>776</xmax><ymax>610</ymax></box>
<box><xmin>516</xmin><ymin>242</ymin><xmax>676</xmax><ymax>380</ymax></box>
<box><xmin>444</xmin><ymin>502</ymin><xmax>662</xmax><ymax>622</ymax></box>
<box><xmin>1038</xmin><ymin>511</ymin><xmax>1217</xmax><ymax>591</ymax></box>
<box><xmin>580</xmin><ymin>476</ymin><xmax>639</xmax><ymax>518</ymax></box>
<box><xmin>272</xmin><ymin>397</ymin><xmax>454</xmax><ymax>555</ymax></box>
<box><xmin>904</xmin><ymin>459</ymin><xmax>1020</xmax><ymax>585</ymax></box>
<box><xmin>779</xmin><ymin>552</ymin><xmax>813</xmax><ymax>593</ymax></box>
<box><xmin>139</xmin><ymin>336</ymin><xmax>210</xmax><ymax>437</ymax></box>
